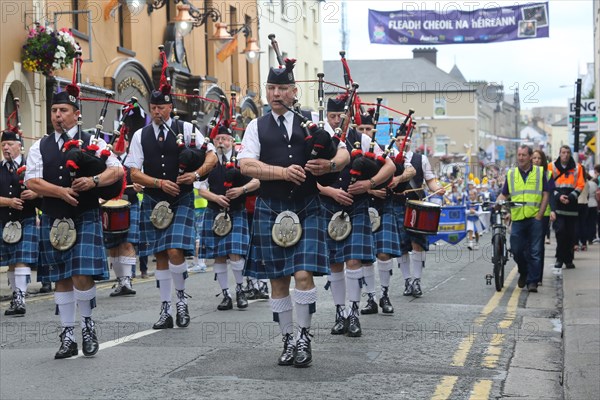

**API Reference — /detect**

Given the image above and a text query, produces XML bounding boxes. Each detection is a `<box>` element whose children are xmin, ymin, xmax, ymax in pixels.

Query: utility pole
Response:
<box><xmin>573</xmin><ymin>78</ymin><xmax>582</xmax><ymax>153</ymax></box>
<box><xmin>340</xmin><ymin>0</ymin><xmax>349</xmax><ymax>55</ymax></box>
<box><xmin>513</xmin><ymin>87</ymin><xmax>520</xmax><ymax>166</ymax></box>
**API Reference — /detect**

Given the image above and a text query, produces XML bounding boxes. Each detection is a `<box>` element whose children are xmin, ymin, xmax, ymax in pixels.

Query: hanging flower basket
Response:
<box><xmin>22</xmin><ymin>24</ymin><xmax>79</xmax><ymax>76</ymax></box>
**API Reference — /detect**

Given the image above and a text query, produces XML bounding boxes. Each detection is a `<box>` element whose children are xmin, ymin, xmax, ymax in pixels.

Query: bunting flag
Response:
<box><xmin>217</xmin><ymin>37</ymin><xmax>239</xmax><ymax>62</ymax></box>
<box><xmin>104</xmin><ymin>0</ymin><xmax>120</xmax><ymax>21</ymax></box>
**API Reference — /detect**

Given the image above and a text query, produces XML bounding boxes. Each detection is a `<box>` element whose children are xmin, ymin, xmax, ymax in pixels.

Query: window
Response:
<box><xmin>117</xmin><ymin>4</ymin><xmax>135</xmax><ymax>56</ymax></box>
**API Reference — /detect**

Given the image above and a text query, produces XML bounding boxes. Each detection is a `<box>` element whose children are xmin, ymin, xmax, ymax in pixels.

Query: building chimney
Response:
<box><xmin>412</xmin><ymin>48</ymin><xmax>438</xmax><ymax>66</ymax></box>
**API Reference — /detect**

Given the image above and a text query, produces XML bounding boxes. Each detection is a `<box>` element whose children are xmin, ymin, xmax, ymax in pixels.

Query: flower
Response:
<box><xmin>21</xmin><ymin>24</ymin><xmax>79</xmax><ymax>75</ymax></box>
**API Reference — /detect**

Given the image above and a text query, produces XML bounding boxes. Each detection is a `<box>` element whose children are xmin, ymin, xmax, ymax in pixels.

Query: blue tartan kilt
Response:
<box><xmin>139</xmin><ymin>192</ymin><xmax>195</xmax><ymax>257</ymax></box>
<box><xmin>38</xmin><ymin>210</ymin><xmax>109</xmax><ymax>282</ymax></box>
<box><xmin>199</xmin><ymin>207</ymin><xmax>250</xmax><ymax>259</ymax></box>
<box><xmin>371</xmin><ymin>197</ymin><xmax>402</xmax><ymax>257</ymax></box>
<box><xmin>321</xmin><ymin>197</ymin><xmax>376</xmax><ymax>264</ymax></box>
<box><xmin>394</xmin><ymin>201</ymin><xmax>429</xmax><ymax>253</ymax></box>
<box><xmin>103</xmin><ymin>202</ymin><xmax>140</xmax><ymax>249</ymax></box>
<box><xmin>0</xmin><ymin>217</ymin><xmax>39</xmax><ymax>265</ymax></box>
<box><xmin>244</xmin><ymin>195</ymin><xmax>330</xmax><ymax>279</ymax></box>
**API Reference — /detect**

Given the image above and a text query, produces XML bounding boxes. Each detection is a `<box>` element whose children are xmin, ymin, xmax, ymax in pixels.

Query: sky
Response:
<box><xmin>320</xmin><ymin>0</ymin><xmax>595</xmax><ymax>109</ymax></box>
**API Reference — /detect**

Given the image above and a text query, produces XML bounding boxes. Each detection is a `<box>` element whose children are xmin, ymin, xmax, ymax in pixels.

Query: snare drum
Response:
<box><xmin>101</xmin><ymin>199</ymin><xmax>131</xmax><ymax>234</ymax></box>
<box><xmin>403</xmin><ymin>200</ymin><xmax>441</xmax><ymax>235</ymax></box>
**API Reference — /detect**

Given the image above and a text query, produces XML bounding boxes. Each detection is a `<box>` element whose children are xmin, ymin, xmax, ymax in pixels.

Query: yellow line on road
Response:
<box><xmin>473</xmin><ymin>266</ymin><xmax>517</xmax><ymax>326</ymax></box>
<box><xmin>498</xmin><ymin>286</ymin><xmax>522</xmax><ymax>329</ymax></box>
<box><xmin>431</xmin><ymin>376</ymin><xmax>459</xmax><ymax>400</ymax></box>
<box><xmin>468</xmin><ymin>379</ymin><xmax>492</xmax><ymax>400</ymax></box>
<box><xmin>452</xmin><ymin>333</ymin><xmax>477</xmax><ymax>367</ymax></box>
<box><xmin>482</xmin><ymin>333</ymin><xmax>505</xmax><ymax>368</ymax></box>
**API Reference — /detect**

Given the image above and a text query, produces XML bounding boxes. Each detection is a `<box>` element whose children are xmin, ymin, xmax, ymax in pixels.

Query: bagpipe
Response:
<box><xmin>60</xmin><ymin>50</ymin><xmax>126</xmax><ymax>200</ymax></box>
<box><xmin>156</xmin><ymin>46</ymin><xmax>212</xmax><ymax>181</ymax></box>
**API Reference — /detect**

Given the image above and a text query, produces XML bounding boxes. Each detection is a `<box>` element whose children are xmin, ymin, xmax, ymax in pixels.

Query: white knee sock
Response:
<box><xmin>398</xmin><ymin>254</ymin><xmax>412</xmax><ymax>280</ymax></box>
<box><xmin>229</xmin><ymin>259</ymin><xmax>245</xmax><ymax>285</ymax></box>
<box><xmin>377</xmin><ymin>259</ymin><xmax>393</xmax><ymax>288</ymax></box>
<box><xmin>294</xmin><ymin>287</ymin><xmax>317</xmax><ymax>332</ymax></box>
<box><xmin>270</xmin><ymin>295</ymin><xmax>294</xmax><ymax>338</ymax></box>
<box><xmin>155</xmin><ymin>269</ymin><xmax>172</xmax><ymax>303</ymax></box>
<box><xmin>119</xmin><ymin>256</ymin><xmax>136</xmax><ymax>278</ymax></box>
<box><xmin>55</xmin><ymin>291</ymin><xmax>76</xmax><ymax>341</ymax></box>
<box><xmin>213</xmin><ymin>262</ymin><xmax>229</xmax><ymax>292</ymax></box>
<box><xmin>169</xmin><ymin>261</ymin><xmax>188</xmax><ymax>291</ymax></box>
<box><xmin>73</xmin><ymin>286</ymin><xmax>96</xmax><ymax>327</ymax></box>
<box><xmin>345</xmin><ymin>267</ymin><xmax>363</xmax><ymax>304</ymax></box>
<box><xmin>411</xmin><ymin>251</ymin><xmax>425</xmax><ymax>280</ymax></box>
<box><xmin>14</xmin><ymin>266</ymin><xmax>31</xmax><ymax>298</ymax></box>
<box><xmin>327</xmin><ymin>271</ymin><xmax>346</xmax><ymax>306</ymax></box>
<box><xmin>362</xmin><ymin>264</ymin><xmax>376</xmax><ymax>297</ymax></box>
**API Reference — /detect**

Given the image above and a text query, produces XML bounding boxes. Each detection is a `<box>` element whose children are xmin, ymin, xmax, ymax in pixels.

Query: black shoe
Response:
<box><xmin>109</xmin><ymin>277</ymin><xmax>136</xmax><ymax>297</ymax></box>
<box><xmin>257</xmin><ymin>282</ymin><xmax>270</xmax><ymax>300</ymax></box>
<box><xmin>245</xmin><ymin>288</ymin><xmax>258</xmax><ymax>300</ymax></box>
<box><xmin>330</xmin><ymin>305</ymin><xmax>347</xmax><ymax>335</ymax></box>
<box><xmin>278</xmin><ymin>333</ymin><xmax>295</xmax><ymax>366</ymax></box>
<box><xmin>403</xmin><ymin>279</ymin><xmax>414</xmax><ymax>296</ymax></box>
<box><xmin>5</xmin><ymin>290</ymin><xmax>26</xmax><ymax>316</ymax></box>
<box><xmin>527</xmin><ymin>282</ymin><xmax>538</xmax><ymax>293</ymax></box>
<box><xmin>39</xmin><ymin>282</ymin><xmax>53</xmax><ymax>293</ymax></box>
<box><xmin>152</xmin><ymin>302</ymin><xmax>174</xmax><ymax>329</ymax></box>
<box><xmin>360</xmin><ymin>294</ymin><xmax>379</xmax><ymax>315</ymax></box>
<box><xmin>565</xmin><ymin>262</ymin><xmax>576</xmax><ymax>269</ymax></box>
<box><xmin>379</xmin><ymin>287</ymin><xmax>394</xmax><ymax>314</ymax></box>
<box><xmin>346</xmin><ymin>303</ymin><xmax>362</xmax><ymax>337</ymax></box>
<box><xmin>517</xmin><ymin>274</ymin><xmax>527</xmax><ymax>288</ymax></box>
<box><xmin>411</xmin><ymin>278</ymin><xmax>423</xmax><ymax>298</ymax></box>
<box><xmin>554</xmin><ymin>261</ymin><xmax>563</xmax><ymax>269</ymax></box>
<box><xmin>293</xmin><ymin>328</ymin><xmax>313</xmax><ymax>368</ymax></box>
<box><xmin>236</xmin><ymin>287</ymin><xmax>248</xmax><ymax>309</ymax></box>
<box><xmin>175</xmin><ymin>290</ymin><xmax>191</xmax><ymax>328</ymax></box>
<box><xmin>55</xmin><ymin>327</ymin><xmax>78</xmax><ymax>359</ymax></box>
<box><xmin>217</xmin><ymin>290</ymin><xmax>233</xmax><ymax>311</ymax></box>
<box><xmin>81</xmin><ymin>317</ymin><xmax>99</xmax><ymax>357</ymax></box>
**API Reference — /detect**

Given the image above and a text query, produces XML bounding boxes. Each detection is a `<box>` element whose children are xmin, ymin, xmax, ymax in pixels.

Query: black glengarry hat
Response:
<box><xmin>327</xmin><ymin>95</ymin><xmax>346</xmax><ymax>112</ymax></box>
<box><xmin>267</xmin><ymin>58</ymin><xmax>296</xmax><ymax>85</ymax></box>
<box><xmin>1</xmin><ymin>130</ymin><xmax>20</xmax><ymax>142</ymax></box>
<box><xmin>52</xmin><ymin>91</ymin><xmax>79</xmax><ymax>110</ymax></box>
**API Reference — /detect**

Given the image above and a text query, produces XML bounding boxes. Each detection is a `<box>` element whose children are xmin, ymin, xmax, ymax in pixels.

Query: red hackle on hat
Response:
<box><xmin>284</xmin><ymin>58</ymin><xmax>296</xmax><ymax>71</ymax></box>
<box><xmin>159</xmin><ymin>48</ymin><xmax>171</xmax><ymax>95</ymax></box>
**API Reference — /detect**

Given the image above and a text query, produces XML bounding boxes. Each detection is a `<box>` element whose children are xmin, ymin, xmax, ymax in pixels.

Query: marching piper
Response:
<box><xmin>197</xmin><ymin>124</ymin><xmax>259</xmax><ymax>310</ymax></box>
<box><xmin>1</xmin><ymin>128</ymin><xmax>40</xmax><ymax>316</ymax></box>
<box><xmin>238</xmin><ymin>59</ymin><xmax>349</xmax><ymax>368</ymax></box>
<box><xmin>125</xmin><ymin>80</ymin><xmax>217</xmax><ymax>329</ymax></box>
<box><xmin>25</xmin><ymin>91</ymin><xmax>124</xmax><ymax>359</ymax></box>
<box><xmin>321</xmin><ymin>95</ymin><xmax>396</xmax><ymax>336</ymax></box>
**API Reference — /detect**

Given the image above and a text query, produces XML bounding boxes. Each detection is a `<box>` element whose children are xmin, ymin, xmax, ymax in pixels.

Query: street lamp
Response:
<box><xmin>210</xmin><ymin>22</ymin><xmax>263</xmax><ymax>64</ymax></box>
<box><xmin>149</xmin><ymin>0</ymin><xmax>221</xmax><ymax>28</ymax></box>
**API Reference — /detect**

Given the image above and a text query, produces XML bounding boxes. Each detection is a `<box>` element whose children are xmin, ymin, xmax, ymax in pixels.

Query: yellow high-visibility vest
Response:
<box><xmin>507</xmin><ymin>165</ymin><xmax>543</xmax><ymax>221</ymax></box>
<box><xmin>194</xmin><ymin>188</ymin><xmax>207</xmax><ymax>209</ymax></box>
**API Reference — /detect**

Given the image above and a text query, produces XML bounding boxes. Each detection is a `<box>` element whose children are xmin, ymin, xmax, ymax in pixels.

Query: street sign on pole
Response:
<box><xmin>569</xmin><ymin>98</ymin><xmax>597</xmax><ymax>133</ymax></box>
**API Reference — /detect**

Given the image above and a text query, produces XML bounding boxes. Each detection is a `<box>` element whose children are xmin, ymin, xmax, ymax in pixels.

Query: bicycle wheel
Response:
<box><xmin>493</xmin><ymin>235</ymin><xmax>505</xmax><ymax>291</ymax></box>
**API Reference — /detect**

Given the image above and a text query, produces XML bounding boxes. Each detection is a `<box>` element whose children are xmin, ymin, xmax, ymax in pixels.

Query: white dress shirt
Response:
<box><xmin>25</xmin><ymin>126</ymin><xmax>120</xmax><ymax>182</ymax></box>
<box><xmin>124</xmin><ymin>118</ymin><xmax>215</xmax><ymax>170</ymax></box>
<box><xmin>238</xmin><ymin>111</ymin><xmax>343</xmax><ymax>161</ymax></box>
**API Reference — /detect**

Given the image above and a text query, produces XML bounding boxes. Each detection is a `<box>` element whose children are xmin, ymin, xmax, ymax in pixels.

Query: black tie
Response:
<box><xmin>278</xmin><ymin>115</ymin><xmax>288</xmax><ymax>142</ymax></box>
<box><xmin>5</xmin><ymin>162</ymin><xmax>12</xmax><ymax>173</ymax></box>
<box><xmin>222</xmin><ymin>154</ymin><xmax>228</xmax><ymax>165</ymax></box>
<box><xmin>157</xmin><ymin>126</ymin><xmax>165</xmax><ymax>151</ymax></box>
<box><xmin>58</xmin><ymin>132</ymin><xmax>69</xmax><ymax>149</ymax></box>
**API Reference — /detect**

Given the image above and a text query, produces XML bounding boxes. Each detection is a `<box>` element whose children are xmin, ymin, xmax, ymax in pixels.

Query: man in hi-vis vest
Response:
<box><xmin>497</xmin><ymin>145</ymin><xmax>549</xmax><ymax>293</ymax></box>
<box><xmin>548</xmin><ymin>145</ymin><xmax>585</xmax><ymax>269</ymax></box>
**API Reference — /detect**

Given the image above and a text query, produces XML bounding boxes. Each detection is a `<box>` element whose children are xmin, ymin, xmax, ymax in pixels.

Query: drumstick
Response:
<box><xmin>423</xmin><ymin>183</ymin><xmax>453</xmax><ymax>201</ymax></box>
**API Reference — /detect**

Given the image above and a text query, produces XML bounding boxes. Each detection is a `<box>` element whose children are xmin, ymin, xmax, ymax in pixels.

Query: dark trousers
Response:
<box><xmin>587</xmin><ymin>206</ymin><xmax>598</xmax><ymax>242</ymax></box>
<box><xmin>576</xmin><ymin>203</ymin><xmax>589</xmax><ymax>245</ymax></box>
<box><xmin>510</xmin><ymin>217</ymin><xmax>543</xmax><ymax>284</ymax></box>
<box><xmin>554</xmin><ymin>215</ymin><xmax>577</xmax><ymax>264</ymax></box>
<box><xmin>543</xmin><ymin>215</ymin><xmax>551</xmax><ymax>240</ymax></box>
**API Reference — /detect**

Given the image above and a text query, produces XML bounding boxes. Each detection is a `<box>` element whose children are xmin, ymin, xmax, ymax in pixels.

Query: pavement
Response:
<box><xmin>1</xmin><ymin>239</ymin><xmax>599</xmax><ymax>399</ymax></box>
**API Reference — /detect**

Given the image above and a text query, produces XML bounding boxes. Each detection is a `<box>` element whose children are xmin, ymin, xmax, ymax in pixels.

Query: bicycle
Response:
<box><xmin>485</xmin><ymin>200</ymin><xmax>523</xmax><ymax>291</ymax></box>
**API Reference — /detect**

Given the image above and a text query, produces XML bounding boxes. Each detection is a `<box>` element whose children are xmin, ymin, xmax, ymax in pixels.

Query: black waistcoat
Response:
<box><xmin>40</xmin><ymin>131</ymin><xmax>100</xmax><ymax>219</ymax></box>
<box><xmin>118</xmin><ymin>153</ymin><xmax>138</xmax><ymax>205</ymax></box>
<box><xmin>0</xmin><ymin>158</ymin><xmax>38</xmax><ymax>222</ymax></box>
<box><xmin>207</xmin><ymin>159</ymin><xmax>251</xmax><ymax>210</ymax></box>
<box><xmin>395</xmin><ymin>152</ymin><xmax>424</xmax><ymax>200</ymax></box>
<box><xmin>257</xmin><ymin>112</ymin><xmax>317</xmax><ymax>200</ymax></box>
<box><xmin>141</xmin><ymin>121</ymin><xmax>193</xmax><ymax>202</ymax></box>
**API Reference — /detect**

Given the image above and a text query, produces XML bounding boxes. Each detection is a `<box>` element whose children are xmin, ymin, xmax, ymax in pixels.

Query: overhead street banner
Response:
<box><xmin>368</xmin><ymin>2</ymin><xmax>549</xmax><ymax>45</ymax></box>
